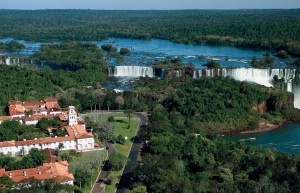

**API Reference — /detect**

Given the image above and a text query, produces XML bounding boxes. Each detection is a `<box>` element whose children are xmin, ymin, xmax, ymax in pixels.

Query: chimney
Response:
<box><xmin>23</xmin><ymin>139</ymin><xmax>26</xmax><ymax>141</ymax></box>
<box><xmin>55</xmin><ymin>136</ymin><xmax>57</xmax><ymax>138</ymax></box>
<box><xmin>34</xmin><ymin>138</ymin><xmax>37</xmax><ymax>140</ymax></box>
<box><xmin>23</xmin><ymin>171</ymin><xmax>27</xmax><ymax>176</ymax></box>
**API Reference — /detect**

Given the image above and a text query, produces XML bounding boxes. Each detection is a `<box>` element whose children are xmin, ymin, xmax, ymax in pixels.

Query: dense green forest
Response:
<box><xmin>134</xmin><ymin>76</ymin><xmax>300</xmax><ymax>133</ymax></box>
<box><xmin>132</xmin><ymin>108</ymin><xmax>300</xmax><ymax>193</ymax></box>
<box><xmin>126</xmin><ymin>77</ymin><xmax>300</xmax><ymax>193</ymax></box>
<box><xmin>0</xmin><ymin>10</ymin><xmax>300</xmax><ymax>55</ymax></box>
<box><xmin>0</xmin><ymin>64</ymin><xmax>124</xmax><ymax>114</ymax></box>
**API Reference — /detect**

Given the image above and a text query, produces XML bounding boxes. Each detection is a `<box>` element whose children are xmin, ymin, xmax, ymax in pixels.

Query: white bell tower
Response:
<box><xmin>68</xmin><ymin>106</ymin><xmax>78</xmax><ymax>126</ymax></box>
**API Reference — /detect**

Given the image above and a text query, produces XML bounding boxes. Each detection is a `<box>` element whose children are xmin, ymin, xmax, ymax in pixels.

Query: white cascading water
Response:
<box><xmin>226</xmin><ymin>68</ymin><xmax>295</xmax><ymax>92</ymax></box>
<box><xmin>175</xmin><ymin>70</ymin><xmax>182</xmax><ymax>77</ymax></box>
<box><xmin>110</xmin><ymin>66</ymin><xmax>154</xmax><ymax>77</ymax></box>
<box><xmin>192</xmin><ymin>68</ymin><xmax>296</xmax><ymax>92</ymax></box>
<box><xmin>293</xmin><ymin>84</ymin><xmax>300</xmax><ymax>109</ymax></box>
<box><xmin>205</xmin><ymin>69</ymin><xmax>211</xmax><ymax>77</ymax></box>
<box><xmin>193</xmin><ymin>71</ymin><xmax>197</xmax><ymax>79</ymax></box>
<box><xmin>193</xmin><ymin>68</ymin><xmax>299</xmax><ymax>108</ymax></box>
<box><xmin>222</xmin><ymin>68</ymin><xmax>228</xmax><ymax>77</ymax></box>
<box><xmin>199</xmin><ymin>70</ymin><xmax>203</xmax><ymax>78</ymax></box>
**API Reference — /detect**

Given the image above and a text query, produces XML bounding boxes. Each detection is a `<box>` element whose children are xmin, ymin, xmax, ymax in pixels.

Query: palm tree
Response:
<box><xmin>124</xmin><ymin>109</ymin><xmax>134</xmax><ymax>129</ymax></box>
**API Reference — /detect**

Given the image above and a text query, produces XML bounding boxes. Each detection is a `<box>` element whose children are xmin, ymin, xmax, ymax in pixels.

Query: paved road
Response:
<box><xmin>91</xmin><ymin>141</ymin><xmax>116</xmax><ymax>193</ymax></box>
<box><xmin>116</xmin><ymin>113</ymin><xmax>147</xmax><ymax>193</ymax></box>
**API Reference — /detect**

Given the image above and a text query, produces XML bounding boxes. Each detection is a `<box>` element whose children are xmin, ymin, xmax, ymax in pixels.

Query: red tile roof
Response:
<box><xmin>23</xmin><ymin>101</ymin><xmax>45</xmax><ymax>108</ymax></box>
<box><xmin>8</xmin><ymin>101</ymin><xmax>22</xmax><ymax>106</ymax></box>
<box><xmin>45</xmin><ymin>102</ymin><xmax>61</xmax><ymax>111</ymax></box>
<box><xmin>0</xmin><ymin>141</ymin><xmax>15</xmax><ymax>148</ymax></box>
<box><xmin>44</xmin><ymin>98</ymin><xmax>57</xmax><ymax>103</ymax></box>
<box><xmin>14</xmin><ymin>136</ymin><xmax>75</xmax><ymax>147</ymax></box>
<box><xmin>8</xmin><ymin>99</ymin><xmax>61</xmax><ymax>116</ymax></box>
<box><xmin>9</xmin><ymin>105</ymin><xmax>25</xmax><ymax>116</ymax></box>
<box><xmin>0</xmin><ymin>161</ymin><xmax>74</xmax><ymax>183</ymax></box>
<box><xmin>0</xmin><ymin>116</ymin><xmax>12</xmax><ymax>121</ymax></box>
<box><xmin>22</xmin><ymin>114</ymin><xmax>57</xmax><ymax>121</ymax></box>
<box><xmin>65</xmin><ymin>125</ymin><xmax>93</xmax><ymax>139</ymax></box>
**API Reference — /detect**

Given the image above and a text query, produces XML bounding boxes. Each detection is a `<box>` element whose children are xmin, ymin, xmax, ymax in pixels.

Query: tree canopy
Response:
<box><xmin>250</xmin><ymin>52</ymin><xmax>275</xmax><ymax>68</ymax></box>
<box><xmin>202</xmin><ymin>60</ymin><xmax>221</xmax><ymax>68</ymax></box>
<box><xmin>0</xmin><ymin>41</ymin><xmax>25</xmax><ymax>53</ymax></box>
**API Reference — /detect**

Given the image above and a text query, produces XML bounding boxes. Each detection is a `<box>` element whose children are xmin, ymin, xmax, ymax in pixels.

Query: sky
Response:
<box><xmin>0</xmin><ymin>0</ymin><xmax>299</xmax><ymax>10</ymax></box>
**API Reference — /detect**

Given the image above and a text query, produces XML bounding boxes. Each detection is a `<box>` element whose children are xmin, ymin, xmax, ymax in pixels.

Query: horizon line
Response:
<box><xmin>0</xmin><ymin>8</ymin><xmax>300</xmax><ymax>11</ymax></box>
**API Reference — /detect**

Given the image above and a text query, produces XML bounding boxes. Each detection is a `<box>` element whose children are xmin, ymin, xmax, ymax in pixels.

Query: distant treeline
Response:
<box><xmin>0</xmin><ymin>10</ymin><xmax>300</xmax><ymax>55</ymax></box>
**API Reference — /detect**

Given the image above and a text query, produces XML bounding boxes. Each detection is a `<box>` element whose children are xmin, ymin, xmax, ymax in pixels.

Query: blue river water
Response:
<box><xmin>1</xmin><ymin>37</ymin><xmax>299</xmax><ymax>155</ymax></box>
<box><xmin>97</xmin><ymin>38</ymin><xmax>291</xmax><ymax>68</ymax></box>
<box><xmin>1</xmin><ymin>37</ymin><xmax>293</xmax><ymax>68</ymax></box>
<box><xmin>223</xmin><ymin>123</ymin><xmax>300</xmax><ymax>155</ymax></box>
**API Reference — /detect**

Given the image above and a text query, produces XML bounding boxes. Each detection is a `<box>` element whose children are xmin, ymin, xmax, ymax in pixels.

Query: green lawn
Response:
<box><xmin>106</xmin><ymin>113</ymin><xmax>137</xmax><ymax>118</ymax></box>
<box><xmin>114</xmin><ymin>117</ymin><xmax>139</xmax><ymax>155</ymax></box>
<box><xmin>105</xmin><ymin>114</ymin><xmax>139</xmax><ymax>193</ymax></box>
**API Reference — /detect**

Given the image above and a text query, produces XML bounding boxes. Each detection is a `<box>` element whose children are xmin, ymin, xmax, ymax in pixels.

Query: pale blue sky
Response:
<box><xmin>0</xmin><ymin>0</ymin><xmax>299</xmax><ymax>10</ymax></box>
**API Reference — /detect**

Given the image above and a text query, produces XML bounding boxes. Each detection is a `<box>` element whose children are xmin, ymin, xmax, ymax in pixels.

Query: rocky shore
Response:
<box><xmin>240</xmin><ymin>122</ymin><xmax>284</xmax><ymax>134</ymax></box>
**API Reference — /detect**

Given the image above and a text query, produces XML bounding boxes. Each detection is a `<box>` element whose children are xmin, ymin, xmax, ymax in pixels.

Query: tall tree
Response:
<box><xmin>124</xmin><ymin>109</ymin><xmax>134</xmax><ymax>129</ymax></box>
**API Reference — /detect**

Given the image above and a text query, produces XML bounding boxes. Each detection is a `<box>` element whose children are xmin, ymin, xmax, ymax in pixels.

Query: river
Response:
<box><xmin>97</xmin><ymin>38</ymin><xmax>291</xmax><ymax>68</ymax></box>
<box><xmin>1</xmin><ymin>37</ymin><xmax>293</xmax><ymax>68</ymax></box>
<box><xmin>223</xmin><ymin>123</ymin><xmax>300</xmax><ymax>155</ymax></box>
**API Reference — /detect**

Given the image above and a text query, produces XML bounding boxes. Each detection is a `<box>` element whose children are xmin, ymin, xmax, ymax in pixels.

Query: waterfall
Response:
<box><xmin>193</xmin><ymin>70</ymin><xmax>202</xmax><ymax>78</ymax></box>
<box><xmin>109</xmin><ymin>66</ymin><xmax>154</xmax><ymax>77</ymax></box>
<box><xmin>226</xmin><ymin>68</ymin><xmax>295</xmax><ymax>89</ymax></box>
<box><xmin>192</xmin><ymin>67</ymin><xmax>298</xmax><ymax>107</ymax></box>
<box><xmin>217</xmin><ymin>69</ymin><xmax>221</xmax><ymax>77</ymax></box>
<box><xmin>5</xmin><ymin>57</ymin><xmax>11</xmax><ymax>65</ymax></box>
<box><xmin>175</xmin><ymin>70</ymin><xmax>182</xmax><ymax>77</ymax></box>
<box><xmin>193</xmin><ymin>70</ymin><xmax>197</xmax><ymax>79</ymax></box>
<box><xmin>293</xmin><ymin>84</ymin><xmax>300</xmax><ymax>109</ymax></box>
<box><xmin>192</xmin><ymin>68</ymin><xmax>296</xmax><ymax>92</ymax></box>
<box><xmin>226</xmin><ymin>68</ymin><xmax>274</xmax><ymax>87</ymax></box>
<box><xmin>161</xmin><ymin>69</ymin><xmax>165</xmax><ymax>79</ymax></box>
<box><xmin>222</xmin><ymin>68</ymin><xmax>227</xmax><ymax>77</ymax></box>
<box><xmin>205</xmin><ymin>69</ymin><xmax>211</xmax><ymax>77</ymax></box>
<box><xmin>211</xmin><ymin>69</ymin><xmax>214</xmax><ymax>77</ymax></box>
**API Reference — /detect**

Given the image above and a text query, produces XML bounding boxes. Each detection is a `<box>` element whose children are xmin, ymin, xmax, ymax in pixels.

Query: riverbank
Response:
<box><xmin>240</xmin><ymin>122</ymin><xmax>284</xmax><ymax>134</ymax></box>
